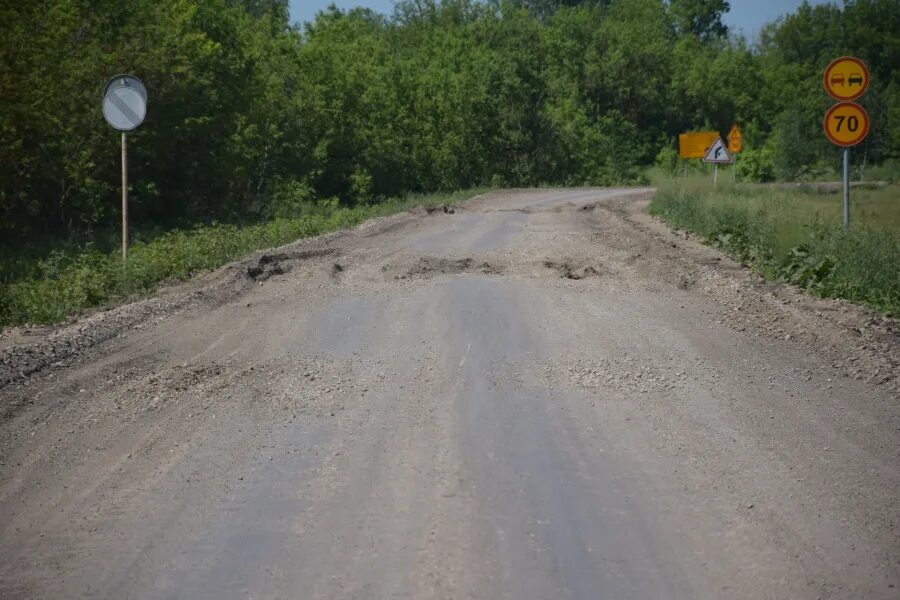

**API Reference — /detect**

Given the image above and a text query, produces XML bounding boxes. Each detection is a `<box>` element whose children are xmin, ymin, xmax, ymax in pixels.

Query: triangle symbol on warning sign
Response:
<box><xmin>703</xmin><ymin>137</ymin><xmax>732</xmax><ymax>163</ymax></box>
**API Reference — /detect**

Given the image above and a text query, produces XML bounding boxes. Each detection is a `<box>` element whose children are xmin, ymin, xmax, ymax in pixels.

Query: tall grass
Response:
<box><xmin>649</xmin><ymin>178</ymin><xmax>900</xmax><ymax>316</ymax></box>
<box><xmin>0</xmin><ymin>190</ymin><xmax>483</xmax><ymax>328</ymax></box>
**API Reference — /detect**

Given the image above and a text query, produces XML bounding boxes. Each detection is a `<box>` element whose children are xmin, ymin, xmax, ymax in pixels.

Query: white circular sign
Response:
<box><xmin>102</xmin><ymin>75</ymin><xmax>147</xmax><ymax>131</ymax></box>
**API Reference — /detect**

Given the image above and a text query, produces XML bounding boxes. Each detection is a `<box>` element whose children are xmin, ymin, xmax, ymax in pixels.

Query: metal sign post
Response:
<box><xmin>102</xmin><ymin>75</ymin><xmax>147</xmax><ymax>263</ymax></box>
<box><xmin>843</xmin><ymin>148</ymin><xmax>850</xmax><ymax>229</ymax></box>
<box><xmin>121</xmin><ymin>133</ymin><xmax>128</xmax><ymax>260</ymax></box>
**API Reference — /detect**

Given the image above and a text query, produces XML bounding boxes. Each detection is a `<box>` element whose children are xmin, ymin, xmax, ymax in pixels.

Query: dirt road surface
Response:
<box><xmin>1</xmin><ymin>188</ymin><xmax>898</xmax><ymax>599</ymax></box>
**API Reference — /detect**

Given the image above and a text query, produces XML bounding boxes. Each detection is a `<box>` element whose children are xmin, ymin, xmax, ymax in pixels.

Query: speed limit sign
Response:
<box><xmin>823</xmin><ymin>101</ymin><xmax>870</xmax><ymax>147</ymax></box>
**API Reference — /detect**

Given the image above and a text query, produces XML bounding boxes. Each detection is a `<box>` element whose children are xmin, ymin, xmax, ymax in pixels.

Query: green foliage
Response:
<box><xmin>863</xmin><ymin>159</ymin><xmax>900</xmax><ymax>184</ymax></box>
<box><xmin>262</xmin><ymin>179</ymin><xmax>317</xmax><ymax>219</ymax></box>
<box><xmin>2</xmin><ymin>0</ymin><xmax>900</xmax><ymax>322</ymax></box>
<box><xmin>669</xmin><ymin>0</ymin><xmax>730</xmax><ymax>41</ymax></box>
<box><xmin>777</xmin><ymin>243</ymin><xmax>836</xmax><ymax>294</ymax></box>
<box><xmin>649</xmin><ymin>179</ymin><xmax>900</xmax><ymax>315</ymax></box>
<box><xmin>4</xmin><ymin>0</ymin><xmax>900</xmax><ymax>247</ymax></box>
<box><xmin>654</xmin><ymin>144</ymin><xmax>681</xmax><ymax>177</ymax></box>
<box><xmin>736</xmin><ymin>146</ymin><xmax>776</xmax><ymax>183</ymax></box>
<box><xmin>771</xmin><ymin>107</ymin><xmax>820</xmax><ymax>181</ymax></box>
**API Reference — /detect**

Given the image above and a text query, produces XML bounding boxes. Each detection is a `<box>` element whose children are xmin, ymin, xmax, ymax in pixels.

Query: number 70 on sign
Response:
<box><xmin>823</xmin><ymin>102</ymin><xmax>870</xmax><ymax>147</ymax></box>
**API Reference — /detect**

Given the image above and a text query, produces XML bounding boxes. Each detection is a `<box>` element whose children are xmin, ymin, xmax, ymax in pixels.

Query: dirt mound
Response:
<box><xmin>247</xmin><ymin>249</ymin><xmax>335</xmax><ymax>281</ymax></box>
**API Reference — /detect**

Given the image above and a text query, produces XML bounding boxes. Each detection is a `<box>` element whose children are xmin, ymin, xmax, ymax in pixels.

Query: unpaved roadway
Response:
<box><xmin>1</xmin><ymin>188</ymin><xmax>899</xmax><ymax>599</ymax></box>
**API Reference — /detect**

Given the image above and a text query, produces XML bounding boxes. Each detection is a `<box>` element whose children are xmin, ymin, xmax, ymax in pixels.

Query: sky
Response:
<box><xmin>289</xmin><ymin>0</ymin><xmax>833</xmax><ymax>35</ymax></box>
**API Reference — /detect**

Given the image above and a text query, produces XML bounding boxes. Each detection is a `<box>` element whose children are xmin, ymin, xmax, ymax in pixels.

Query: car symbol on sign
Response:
<box><xmin>830</xmin><ymin>74</ymin><xmax>845</xmax><ymax>86</ymax></box>
<box><xmin>848</xmin><ymin>72</ymin><xmax>864</xmax><ymax>86</ymax></box>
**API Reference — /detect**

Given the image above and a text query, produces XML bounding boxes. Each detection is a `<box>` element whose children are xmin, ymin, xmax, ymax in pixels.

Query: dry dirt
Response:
<box><xmin>1</xmin><ymin>188</ymin><xmax>898</xmax><ymax>599</ymax></box>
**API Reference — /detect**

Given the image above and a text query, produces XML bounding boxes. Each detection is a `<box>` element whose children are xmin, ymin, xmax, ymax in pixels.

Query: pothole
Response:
<box><xmin>544</xmin><ymin>259</ymin><xmax>599</xmax><ymax>280</ymax></box>
<box><xmin>677</xmin><ymin>275</ymin><xmax>695</xmax><ymax>290</ymax></box>
<box><xmin>410</xmin><ymin>204</ymin><xmax>458</xmax><ymax>216</ymax></box>
<box><xmin>246</xmin><ymin>248</ymin><xmax>335</xmax><ymax>282</ymax></box>
<box><xmin>389</xmin><ymin>256</ymin><xmax>505</xmax><ymax>280</ymax></box>
<box><xmin>425</xmin><ymin>204</ymin><xmax>456</xmax><ymax>215</ymax></box>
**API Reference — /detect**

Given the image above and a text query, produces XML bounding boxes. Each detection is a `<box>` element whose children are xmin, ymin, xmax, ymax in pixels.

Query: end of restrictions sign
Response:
<box><xmin>102</xmin><ymin>75</ymin><xmax>147</xmax><ymax>131</ymax></box>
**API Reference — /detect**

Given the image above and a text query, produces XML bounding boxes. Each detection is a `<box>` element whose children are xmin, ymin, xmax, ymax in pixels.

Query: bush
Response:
<box><xmin>863</xmin><ymin>159</ymin><xmax>900</xmax><ymax>184</ymax></box>
<box><xmin>654</xmin><ymin>145</ymin><xmax>681</xmax><ymax>177</ymax></box>
<box><xmin>736</xmin><ymin>146</ymin><xmax>776</xmax><ymax>183</ymax></box>
<box><xmin>264</xmin><ymin>179</ymin><xmax>317</xmax><ymax>219</ymax></box>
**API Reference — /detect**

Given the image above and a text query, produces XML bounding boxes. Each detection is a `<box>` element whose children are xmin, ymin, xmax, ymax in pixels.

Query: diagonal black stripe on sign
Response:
<box><xmin>107</xmin><ymin>90</ymin><xmax>141</xmax><ymax>126</ymax></box>
<box><xmin>109</xmin><ymin>91</ymin><xmax>140</xmax><ymax>125</ymax></box>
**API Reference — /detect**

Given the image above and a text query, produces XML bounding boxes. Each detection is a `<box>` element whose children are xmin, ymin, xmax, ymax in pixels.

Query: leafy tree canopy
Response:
<box><xmin>1</xmin><ymin>0</ymin><xmax>897</xmax><ymax>245</ymax></box>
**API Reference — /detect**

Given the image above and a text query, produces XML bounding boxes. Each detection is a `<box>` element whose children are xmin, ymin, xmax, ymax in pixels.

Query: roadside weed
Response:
<box><xmin>649</xmin><ymin>179</ymin><xmax>900</xmax><ymax>316</ymax></box>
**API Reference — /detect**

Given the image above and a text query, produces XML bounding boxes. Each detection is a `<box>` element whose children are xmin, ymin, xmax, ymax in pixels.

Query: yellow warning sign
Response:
<box><xmin>727</xmin><ymin>124</ymin><xmax>743</xmax><ymax>154</ymax></box>
<box><xmin>679</xmin><ymin>132</ymin><xmax>719</xmax><ymax>159</ymax></box>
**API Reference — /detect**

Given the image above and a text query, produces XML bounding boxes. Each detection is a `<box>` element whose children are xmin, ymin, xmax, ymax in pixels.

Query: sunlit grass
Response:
<box><xmin>649</xmin><ymin>177</ymin><xmax>900</xmax><ymax>316</ymax></box>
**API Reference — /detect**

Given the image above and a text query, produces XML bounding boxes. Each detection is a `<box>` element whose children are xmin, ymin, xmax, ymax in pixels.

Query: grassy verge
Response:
<box><xmin>648</xmin><ymin>177</ymin><xmax>900</xmax><ymax>316</ymax></box>
<box><xmin>0</xmin><ymin>189</ymin><xmax>484</xmax><ymax>328</ymax></box>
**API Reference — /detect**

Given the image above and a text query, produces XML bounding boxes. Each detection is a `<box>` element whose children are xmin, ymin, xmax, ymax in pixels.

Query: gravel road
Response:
<box><xmin>1</xmin><ymin>188</ymin><xmax>898</xmax><ymax>599</ymax></box>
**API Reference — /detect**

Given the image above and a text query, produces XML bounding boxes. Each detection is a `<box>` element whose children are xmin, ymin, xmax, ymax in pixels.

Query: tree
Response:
<box><xmin>3</xmin><ymin>0</ymin><xmax>900</xmax><ymax>251</ymax></box>
<box><xmin>668</xmin><ymin>0</ymin><xmax>730</xmax><ymax>41</ymax></box>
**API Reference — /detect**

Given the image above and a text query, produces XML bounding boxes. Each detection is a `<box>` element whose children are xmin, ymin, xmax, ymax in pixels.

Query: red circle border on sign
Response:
<box><xmin>823</xmin><ymin>102</ymin><xmax>870</xmax><ymax>147</ymax></box>
<box><xmin>823</xmin><ymin>56</ymin><xmax>870</xmax><ymax>101</ymax></box>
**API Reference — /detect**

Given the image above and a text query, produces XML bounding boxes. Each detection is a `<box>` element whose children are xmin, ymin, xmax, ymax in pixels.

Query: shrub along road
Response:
<box><xmin>0</xmin><ymin>189</ymin><xmax>898</xmax><ymax>599</ymax></box>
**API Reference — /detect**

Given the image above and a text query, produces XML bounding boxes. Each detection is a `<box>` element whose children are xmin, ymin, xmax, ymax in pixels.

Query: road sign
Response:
<box><xmin>102</xmin><ymin>75</ymin><xmax>147</xmax><ymax>131</ymax></box>
<box><xmin>823</xmin><ymin>102</ymin><xmax>870</xmax><ymax>147</ymax></box>
<box><xmin>679</xmin><ymin>131</ymin><xmax>719</xmax><ymax>159</ymax></box>
<box><xmin>823</xmin><ymin>56</ymin><xmax>869</xmax><ymax>101</ymax></box>
<box><xmin>727</xmin><ymin>124</ymin><xmax>743</xmax><ymax>154</ymax></box>
<box><xmin>822</xmin><ymin>58</ymin><xmax>871</xmax><ymax>231</ymax></box>
<box><xmin>702</xmin><ymin>137</ymin><xmax>732</xmax><ymax>164</ymax></box>
<box><xmin>102</xmin><ymin>74</ymin><xmax>147</xmax><ymax>265</ymax></box>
